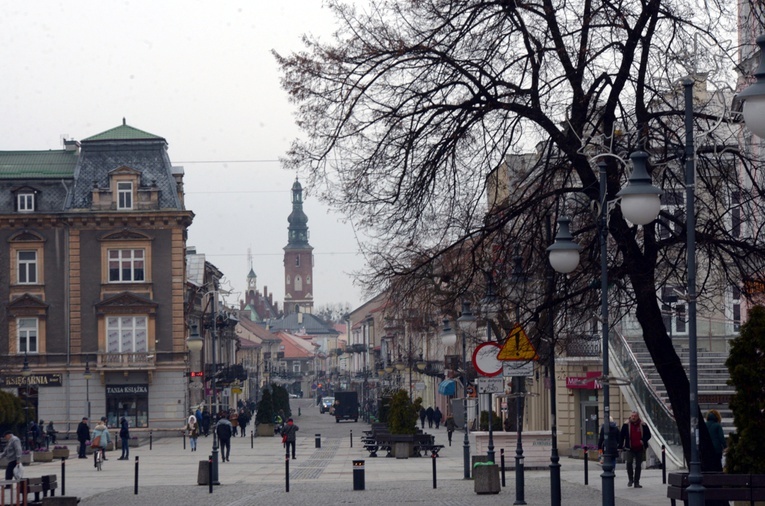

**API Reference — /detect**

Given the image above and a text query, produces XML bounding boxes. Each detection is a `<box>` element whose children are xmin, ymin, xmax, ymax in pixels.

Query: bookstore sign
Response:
<box><xmin>0</xmin><ymin>374</ymin><xmax>63</xmax><ymax>387</ymax></box>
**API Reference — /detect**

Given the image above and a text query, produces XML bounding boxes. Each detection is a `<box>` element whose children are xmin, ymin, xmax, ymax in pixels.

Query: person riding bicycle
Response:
<box><xmin>91</xmin><ymin>417</ymin><xmax>111</xmax><ymax>469</ymax></box>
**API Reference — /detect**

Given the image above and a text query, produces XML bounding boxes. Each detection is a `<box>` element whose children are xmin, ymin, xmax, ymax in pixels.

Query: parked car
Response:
<box><xmin>320</xmin><ymin>396</ymin><xmax>335</xmax><ymax>414</ymax></box>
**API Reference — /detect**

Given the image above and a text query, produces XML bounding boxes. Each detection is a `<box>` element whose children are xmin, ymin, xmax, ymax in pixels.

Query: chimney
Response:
<box><xmin>263</xmin><ymin>286</ymin><xmax>268</xmax><ymax>298</ymax></box>
<box><xmin>63</xmin><ymin>139</ymin><xmax>80</xmax><ymax>152</ymax></box>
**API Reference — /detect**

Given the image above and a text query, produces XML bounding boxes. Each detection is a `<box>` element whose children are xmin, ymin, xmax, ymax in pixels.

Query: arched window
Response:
<box><xmin>295</xmin><ymin>275</ymin><xmax>303</xmax><ymax>291</ymax></box>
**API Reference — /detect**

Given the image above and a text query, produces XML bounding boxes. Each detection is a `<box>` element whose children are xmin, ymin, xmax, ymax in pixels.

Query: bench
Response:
<box><xmin>362</xmin><ymin>429</ymin><xmax>392</xmax><ymax>458</ymax></box>
<box><xmin>667</xmin><ymin>472</ymin><xmax>765</xmax><ymax>504</ymax></box>
<box><xmin>412</xmin><ymin>434</ymin><xmax>444</xmax><ymax>457</ymax></box>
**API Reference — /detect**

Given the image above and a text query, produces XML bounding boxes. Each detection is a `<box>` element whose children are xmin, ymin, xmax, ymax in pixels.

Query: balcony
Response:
<box><xmin>98</xmin><ymin>352</ymin><xmax>155</xmax><ymax>369</ymax></box>
<box><xmin>565</xmin><ymin>334</ymin><xmax>602</xmax><ymax>358</ymax></box>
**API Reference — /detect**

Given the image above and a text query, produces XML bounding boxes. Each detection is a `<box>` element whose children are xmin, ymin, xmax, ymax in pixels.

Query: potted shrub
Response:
<box><xmin>52</xmin><ymin>445</ymin><xmax>70</xmax><ymax>459</ymax></box>
<box><xmin>387</xmin><ymin>390</ymin><xmax>418</xmax><ymax>458</ymax></box>
<box><xmin>255</xmin><ymin>388</ymin><xmax>275</xmax><ymax>436</ymax></box>
<box><xmin>33</xmin><ymin>447</ymin><xmax>53</xmax><ymax>462</ymax></box>
<box><xmin>20</xmin><ymin>450</ymin><xmax>32</xmax><ymax>466</ymax></box>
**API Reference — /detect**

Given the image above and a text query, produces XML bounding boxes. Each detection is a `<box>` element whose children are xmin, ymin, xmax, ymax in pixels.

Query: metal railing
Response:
<box><xmin>609</xmin><ymin>331</ymin><xmax>682</xmax><ymax>447</ymax></box>
<box><xmin>99</xmin><ymin>352</ymin><xmax>155</xmax><ymax>368</ymax></box>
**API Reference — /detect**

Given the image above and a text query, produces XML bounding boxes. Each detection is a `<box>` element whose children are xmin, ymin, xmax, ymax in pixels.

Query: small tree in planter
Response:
<box><xmin>725</xmin><ymin>305</ymin><xmax>765</xmax><ymax>474</ymax></box>
<box><xmin>479</xmin><ymin>410</ymin><xmax>502</xmax><ymax>431</ymax></box>
<box><xmin>387</xmin><ymin>390</ymin><xmax>417</xmax><ymax>435</ymax></box>
<box><xmin>271</xmin><ymin>384</ymin><xmax>291</xmax><ymax>419</ymax></box>
<box><xmin>255</xmin><ymin>388</ymin><xmax>275</xmax><ymax>436</ymax></box>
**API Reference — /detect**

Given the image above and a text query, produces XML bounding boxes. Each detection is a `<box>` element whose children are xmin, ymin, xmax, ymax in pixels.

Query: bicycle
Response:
<box><xmin>94</xmin><ymin>447</ymin><xmax>103</xmax><ymax>471</ymax></box>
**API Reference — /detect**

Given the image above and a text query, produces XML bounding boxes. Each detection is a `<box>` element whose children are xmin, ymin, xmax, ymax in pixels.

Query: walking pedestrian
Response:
<box><xmin>282</xmin><ymin>418</ymin><xmax>299</xmax><ymax>459</ymax></box>
<box><xmin>216</xmin><ymin>413</ymin><xmax>233</xmax><ymax>462</ymax></box>
<box><xmin>419</xmin><ymin>408</ymin><xmax>426</xmax><ymax>429</ymax></box>
<box><xmin>619</xmin><ymin>411</ymin><xmax>651</xmax><ymax>488</ymax></box>
<box><xmin>598</xmin><ymin>416</ymin><xmax>620</xmax><ymax>467</ymax></box>
<box><xmin>434</xmin><ymin>407</ymin><xmax>443</xmax><ymax>429</ymax></box>
<box><xmin>186</xmin><ymin>415</ymin><xmax>200</xmax><ymax>452</ymax></box>
<box><xmin>705</xmin><ymin>410</ymin><xmax>726</xmax><ymax>471</ymax></box>
<box><xmin>445</xmin><ymin>416</ymin><xmax>456</xmax><ymax>446</ymax></box>
<box><xmin>1</xmin><ymin>431</ymin><xmax>22</xmax><ymax>483</ymax></box>
<box><xmin>118</xmin><ymin>417</ymin><xmax>130</xmax><ymax>460</ymax></box>
<box><xmin>238</xmin><ymin>409</ymin><xmax>249</xmax><ymax>437</ymax></box>
<box><xmin>77</xmin><ymin>417</ymin><xmax>90</xmax><ymax>458</ymax></box>
<box><xmin>91</xmin><ymin>417</ymin><xmax>111</xmax><ymax>468</ymax></box>
<box><xmin>201</xmin><ymin>408</ymin><xmax>211</xmax><ymax>437</ymax></box>
<box><xmin>426</xmin><ymin>406</ymin><xmax>435</xmax><ymax>428</ymax></box>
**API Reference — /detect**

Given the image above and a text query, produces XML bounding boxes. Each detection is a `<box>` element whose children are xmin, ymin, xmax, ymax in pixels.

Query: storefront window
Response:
<box><xmin>106</xmin><ymin>384</ymin><xmax>149</xmax><ymax>428</ymax></box>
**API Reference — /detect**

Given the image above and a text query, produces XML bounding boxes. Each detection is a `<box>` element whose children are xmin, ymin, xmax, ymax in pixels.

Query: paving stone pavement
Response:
<box><xmin>6</xmin><ymin>400</ymin><xmax>674</xmax><ymax>505</ymax></box>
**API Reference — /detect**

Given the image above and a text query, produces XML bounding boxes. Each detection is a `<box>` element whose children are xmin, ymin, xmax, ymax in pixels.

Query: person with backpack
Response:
<box><xmin>281</xmin><ymin>418</ymin><xmax>299</xmax><ymax>459</ymax></box>
<box><xmin>216</xmin><ymin>413</ymin><xmax>233</xmax><ymax>462</ymax></box>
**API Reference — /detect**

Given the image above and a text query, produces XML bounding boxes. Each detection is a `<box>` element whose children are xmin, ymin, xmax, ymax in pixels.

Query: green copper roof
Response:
<box><xmin>0</xmin><ymin>150</ymin><xmax>78</xmax><ymax>179</ymax></box>
<box><xmin>83</xmin><ymin>122</ymin><xmax>164</xmax><ymax>142</ymax></box>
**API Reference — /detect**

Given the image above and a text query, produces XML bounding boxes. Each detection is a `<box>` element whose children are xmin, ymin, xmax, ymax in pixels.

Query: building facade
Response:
<box><xmin>283</xmin><ymin>178</ymin><xmax>314</xmax><ymax>315</ymax></box>
<box><xmin>0</xmin><ymin>122</ymin><xmax>193</xmax><ymax>431</ymax></box>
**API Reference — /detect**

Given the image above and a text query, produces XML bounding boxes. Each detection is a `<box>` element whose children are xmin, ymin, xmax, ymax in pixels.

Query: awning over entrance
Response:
<box><xmin>438</xmin><ymin>379</ymin><xmax>456</xmax><ymax>396</ymax></box>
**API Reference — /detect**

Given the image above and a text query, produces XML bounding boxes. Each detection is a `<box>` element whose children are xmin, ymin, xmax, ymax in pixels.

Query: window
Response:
<box><xmin>306</xmin><ymin>275</ymin><xmax>311</xmax><ymax>285</ymax></box>
<box><xmin>286</xmin><ymin>275</ymin><xmax>291</xmax><ymax>285</ymax></box>
<box><xmin>17</xmin><ymin>193</ymin><xmax>34</xmax><ymax>212</ymax></box>
<box><xmin>293</xmin><ymin>362</ymin><xmax>301</xmax><ymax>373</ymax></box>
<box><xmin>108</xmin><ymin>249</ymin><xmax>145</xmax><ymax>282</ymax></box>
<box><xmin>296</xmin><ymin>254</ymin><xmax>300</xmax><ymax>267</ymax></box>
<box><xmin>295</xmin><ymin>275</ymin><xmax>303</xmax><ymax>291</ymax></box>
<box><xmin>659</xmin><ymin>191</ymin><xmax>684</xmax><ymax>240</ymax></box>
<box><xmin>18</xmin><ymin>318</ymin><xmax>38</xmax><ymax>353</ymax></box>
<box><xmin>117</xmin><ymin>182</ymin><xmax>133</xmax><ymax>209</ymax></box>
<box><xmin>106</xmin><ymin>316</ymin><xmax>148</xmax><ymax>353</ymax></box>
<box><xmin>661</xmin><ymin>286</ymin><xmax>686</xmax><ymax>336</ymax></box>
<box><xmin>732</xmin><ymin>286</ymin><xmax>741</xmax><ymax>333</ymax></box>
<box><xmin>18</xmin><ymin>251</ymin><xmax>37</xmax><ymax>284</ymax></box>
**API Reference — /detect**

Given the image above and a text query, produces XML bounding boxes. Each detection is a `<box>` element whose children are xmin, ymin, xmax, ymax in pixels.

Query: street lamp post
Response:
<box><xmin>207</xmin><ymin>294</ymin><xmax>221</xmax><ymax>486</ymax></box>
<box><xmin>84</xmin><ymin>359</ymin><xmax>92</xmax><ymax>422</ymax></box>
<box><xmin>457</xmin><ymin>302</ymin><xmax>477</xmax><ymax>479</ymax></box>
<box><xmin>548</xmin><ymin>152</ymin><xmax>662</xmax><ymax>506</ymax></box>
<box><xmin>481</xmin><ymin>275</ymin><xmax>498</xmax><ymax>465</ymax></box>
<box><xmin>21</xmin><ymin>353</ymin><xmax>32</xmax><ymax>450</ymax></box>
<box><xmin>544</xmin><ymin>213</ymin><xmax>562</xmax><ymax>506</ymax></box>
<box><xmin>510</xmin><ymin>252</ymin><xmax>528</xmax><ymax>505</ymax></box>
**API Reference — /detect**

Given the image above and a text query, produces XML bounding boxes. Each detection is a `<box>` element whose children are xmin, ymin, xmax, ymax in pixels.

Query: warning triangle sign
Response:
<box><xmin>498</xmin><ymin>324</ymin><xmax>539</xmax><ymax>361</ymax></box>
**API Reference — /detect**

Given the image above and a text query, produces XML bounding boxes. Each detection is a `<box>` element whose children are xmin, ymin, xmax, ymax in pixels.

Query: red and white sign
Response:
<box><xmin>565</xmin><ymin>371</ymin><xmax>603</xmax><ymax>390</ymax></box>
<box><xmin>472</xmin><ymin>342</ymin><xmax>503</xmax><ymax>377</ymax></box>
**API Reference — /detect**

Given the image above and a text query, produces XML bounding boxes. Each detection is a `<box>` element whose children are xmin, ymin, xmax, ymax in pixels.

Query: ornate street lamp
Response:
<box><xmin>83</xmin><ymin>359</ymin><xmax>92</xmax><ymax>422</ymax></box>
<box><xmin>21</xmin><ymin>353</ymin><xmax>32</xmax><ymax>450</ymax></box>
<box><xmin>548</xmin><ymin>152</ymin><xmax>661</xmax><ymax>506</ymax></box>
<box><xmin>457</xmin><ymin>302</ymin><xmax>477</xmax><ymax>479</ymax></box>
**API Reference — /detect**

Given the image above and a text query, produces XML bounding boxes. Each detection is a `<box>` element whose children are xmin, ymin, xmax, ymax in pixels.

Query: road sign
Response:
<box><xmin>503</xmin><ymin>361</ymin><xmax>534</xmax><ymax>377</ymax></box>
<box><xmin>497</xmin><ymin>324</ymin><xmax>539</xmax><ymax>361</ymax></box>
<box><xmin>472</xmin><ymin>342</ymin><xmax>503</xmax><ymax>377</ymax></box>
<box><xmin>477</xmin><ymin>377</ymin><xmax>505</xmax><ymax>394</ymax></box>
<box><xmin>465</xmin><ymin>384</ymin><xmax>477</xmax><ymax>397</ymax></box>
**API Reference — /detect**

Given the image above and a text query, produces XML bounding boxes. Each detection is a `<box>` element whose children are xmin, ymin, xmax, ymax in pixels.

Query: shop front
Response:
<box><xmin>105</xmin><ymin>381</ymin><xmax>149</xmax><ymax>429</ymax></box>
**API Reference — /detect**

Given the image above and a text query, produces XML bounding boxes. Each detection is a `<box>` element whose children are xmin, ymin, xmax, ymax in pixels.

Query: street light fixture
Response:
<box><xmin>738</xmin><ymin>35</ymin><xmax>765</xmax><ymax>139</ymax></box>
<box><xmin>457</xmin><ymin>302</ymin><xmax>476</xmax><ymax>479</ymax></box>
<box><xmin>83</xmin><ymin>358</ymin><xmax>92</xmax><ymax>422</ymax></box>
<box><xmin>21</xmin><ymin>353</ymin><xmax>32</xmax><ymax>450</ymax></box>
<box><xmin>548</xmin><ymin>151</ymin><xmax>661</xmax><ymax>506</ymax></box>
<box><xmin>510</xmin><ymin>252</ymin><xmax>528</xmax><ymax>505</ymax></box>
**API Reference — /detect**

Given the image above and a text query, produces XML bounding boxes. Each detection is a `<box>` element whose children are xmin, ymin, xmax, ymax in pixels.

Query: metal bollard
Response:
<box><xmin>134</xmin><ymin>456</ymin><xmax>139</xmax><ymax>495</ymax></box>
<box><xmin>298</xmin><ymin>407</ymin><xmax>301</xmax><ymax>417</ymax></box>
<box><xmin>350</xmin><ymin>430</ymin><xmax>353</xmax><ymax>448</ymax></box>
<box><xmin>432</xmin><ymin>453</ymin><xmax>437</xmax><ymax>489</ymax></box>
<box><xmin>662</xmin><ymin>445</ymin><xmax>667</xmax><ymax>484</ymax></box>
<box><xmin>584</xmin><ymin>447</ymin><xmax>589</xmax><ymax>485</ymax></box>
<box><xmin>315</xmin><ymin>434</ymin><xmax>321</xmax><ymax>448</ymax></box>
<box><xmin>183</xmin><ymin>431</ymin><xmax>186</xmax><ymax>450</ymax></box>
<box><xmin>208</xmin><ymin>455</ymin><xmax>213</xmax><ymax>494</ymax></box>
<box><xmin>150</xmin><ymin>430</ymin><xmax>153</xmax><ymax>450</ymax></box>
<box><xmin>251</xmin><ymin>430</ymin><xmax>254</xmax><ymax>449</ymax></box>
<box><xmin>500</xmin><ymin>448</ymin><xmax>506</xmax><ymax>487</ymax></box>
<box><xmin>61</xmin><ymin>457</ymin><xmax>66</xmax><ymax>495</ymax></box>
<box><xmin>353</xmin><ymin>460</ymin><xmax>365</xmax><ymax>491</ymax></box>
<box><xmin>285</xmin><ymin>445</ymin><xmax>290</xmax><ymax>492</ymax></box>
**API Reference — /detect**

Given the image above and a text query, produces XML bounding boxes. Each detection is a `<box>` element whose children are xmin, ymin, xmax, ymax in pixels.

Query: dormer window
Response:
<box><xmin>118</xmin><ymin>182</ymin><xmax>133</xmax><ymax>209</ymax></box>
<box><xmin>17</xmin><ymin>193</ymin><xmax>35</xmax><ymax>212</ymax></box>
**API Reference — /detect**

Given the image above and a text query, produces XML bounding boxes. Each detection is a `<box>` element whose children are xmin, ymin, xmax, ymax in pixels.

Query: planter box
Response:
<box><xmin>571</xmin><ymin>448</ymin><xmax>599</xmax><ymax>461</ymax></box>
<box><xmin>34</xmin><ymin>451</ymin><xmax>53</xmax><ymax>463</ymax></box>
<box><xmin>388</xmin><ymin>435</ymin><xmax>417</xmax><ymax>459</ymax></box>
<box><xmin>473</xmin><ymin>464</ymin><xmax>501</xmax><ymax>494</ymax></box>
<box><xmin>256</xmin><ymin>424</ymin><xmax>275</xmax><ymax>437</ymax></box>
<box><xmin>20</xmin><ymin>454</ymin><xmax>32</xmax><ymax>465</ymax></box>
<box><xmin>52</xmin><ymin>448</ymin><xmax>70</xmax><ymax>459</ymax></box>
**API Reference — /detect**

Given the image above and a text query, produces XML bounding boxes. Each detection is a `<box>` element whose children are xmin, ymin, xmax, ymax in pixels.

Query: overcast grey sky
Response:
<box><xmin>1</xmin><ymin>1</ymin><xmax>368</xmax><ymax>310</ymax></box>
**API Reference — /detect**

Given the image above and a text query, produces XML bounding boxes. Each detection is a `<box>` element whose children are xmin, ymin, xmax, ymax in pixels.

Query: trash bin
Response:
<box><xmin>473</xmin><ymin>463</ymin><xmax>500</xmax><ymax>494</ymax></box>
<box><xmin>315</xmin><ymin>434</ymin><xmax>321</xmax><ymax>448</ymax></box>
<box><xmin>197</xmin><ymin>460</ymin><xmax>210</xmax><ymax>485</ymax></box>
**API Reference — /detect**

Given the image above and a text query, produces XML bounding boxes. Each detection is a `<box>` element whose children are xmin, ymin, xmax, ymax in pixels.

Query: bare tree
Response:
<box><xmin>275</xmin><ymin>0</ymin><xmax>765</xmax><ymax>468</ymax></box>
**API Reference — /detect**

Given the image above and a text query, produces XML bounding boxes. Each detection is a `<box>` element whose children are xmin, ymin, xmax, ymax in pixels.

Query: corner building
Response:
<box><xmin>0</xmin><ymin>122</ymin><xmax>193</xmax><ymax>431</ymax></box>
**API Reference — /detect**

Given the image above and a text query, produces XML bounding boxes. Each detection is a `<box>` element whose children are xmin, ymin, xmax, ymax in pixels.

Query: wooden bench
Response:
<box><xmin>412</xmin><ymin>434</ymin><xmax>444</xmax><ymax>457</ymax></box>
<box><xmin>362</xmin><ymin>429</ymin><xmax>392</xmax><ymax>458</ymax></box>
<box><xmin>667</xmin><ymin>472</ymin><xmax>765</xmax><ymax>505</ymax></box>
<box><xmin>41</xmin><ymin>475</ymin><xmax>57</xmax><ymax>499</ymax></box>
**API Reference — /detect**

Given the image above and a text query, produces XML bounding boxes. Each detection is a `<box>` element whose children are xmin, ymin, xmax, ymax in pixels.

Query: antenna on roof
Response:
<box><xmin>122</xmin><ymin>117</ymin><xmax>126</xmax><ymax>125</ymax></box>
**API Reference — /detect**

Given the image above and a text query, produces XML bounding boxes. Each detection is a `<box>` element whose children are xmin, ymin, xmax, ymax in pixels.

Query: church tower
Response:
<box><xmin>283</xmin><ymin>177</ymin><xmax>314</xmax><ymax>315</ymax></box>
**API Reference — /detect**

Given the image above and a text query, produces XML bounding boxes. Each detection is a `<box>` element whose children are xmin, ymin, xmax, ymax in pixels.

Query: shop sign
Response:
<box><xmin>565</xmin><ymin>372</ymin><xmax>602</xmax><ymax>390</ymax></box>
<box><xmin>106</xmin><ymin>384</ymin><xmax>149</xmax><ymax>395</ymax></box>
<box><xmin>0</xmin><ymin>374</ymin><xmax>62</xmax><ymax>387</ymax></box>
